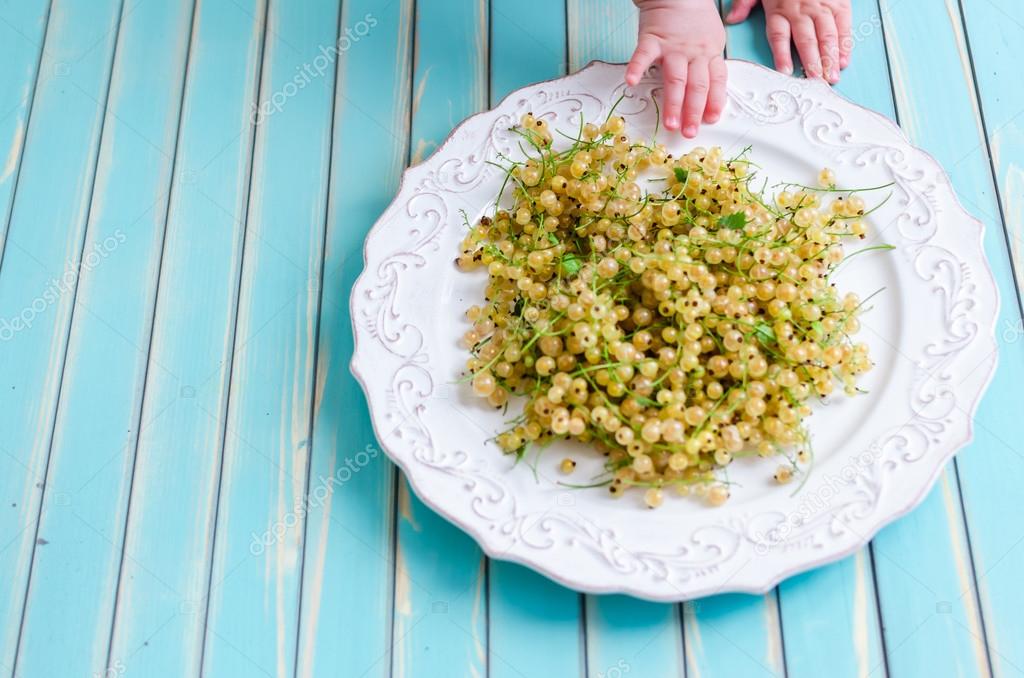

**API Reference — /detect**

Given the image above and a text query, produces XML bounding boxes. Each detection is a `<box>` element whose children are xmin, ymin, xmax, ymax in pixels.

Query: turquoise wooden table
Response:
<box><xmin>0</xmin><ymin>0</ymin><xmax>1021</xmax><ymax>676</ymax></box>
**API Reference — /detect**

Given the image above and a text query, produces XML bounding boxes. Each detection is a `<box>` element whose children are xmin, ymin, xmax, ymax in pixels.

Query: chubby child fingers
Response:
<box><xmin>791</xmin><ymin>15</ymin><xmax>822</xmax><ymax>79</ymax></box>
<box><xmin>682</xmin><ymin>59</ymin><xmax>710</xmax><ymax>138</ymax></box>
<box><xmin>626</xmin><ymin>34</ymin><xmax>661</xmax><ymax>86</ymax></box>
<box><xmin>726</xmin><ymin>0</ymin><xmax>759</xmax><ymax>24</ymax></box>
<box><xmin>704</xmin><ymin>56</ymin><xmax>729</xmax><ymax>124</ymax></box>
<box><xmin>765</xmin><ymin>13</ymin><xmax>794</xmax><ymax>75</ymax></box>
<box><xmin>661</xmin><ymin>54</ymin><xmax>688</xmax><ymax>131</ymax></box>
<box><xmin>813</xmin><ymin>12</ymin><xmax>840</xmax><ymax>83</ymax></box>
<box><xmin>835</xmin><ymin>6</ymin><xmax>854</xmax><ymax>68</ymax></box>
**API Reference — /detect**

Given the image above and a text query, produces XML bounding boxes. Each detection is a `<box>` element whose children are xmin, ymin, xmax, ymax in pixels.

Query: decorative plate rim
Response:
<box><xmin>349</xmin><ymin>59</ymin><xmax>1000</xmax><ymax>601</ymax></box>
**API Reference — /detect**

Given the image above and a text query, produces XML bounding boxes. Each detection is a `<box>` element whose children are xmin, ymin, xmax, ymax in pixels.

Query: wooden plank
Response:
<box><xmin>564</xmin><ymin>2</ymin><xmax>687</xmax><ymax>676</ymax></box>
<box><xmin>488</xmin><ymin>562</ymin><xmax>583</xmax><ymax>678</ymax></box>
<box><xmin>872</xmin><ymin>476</ymin><xmax>990</xmax><ymax>677</ymax></box>
<box><xmin>961</xmin><ymin>0</ymin><xmax>1024</xmax><ymax>288</ymax></box>
<box><xmin>911</xmin><ymin>0</ymin><xmax>1024</xmax><ymax>675</ymax></box>
<box><xmin>390</xmin><ymin>2</ymin><xmax>489</xmax><ymax>677</ymax></box>
<box><xmin>587</xmin><ymin>597</ymin><xmax>685</xmax><ymax>678</ymax></box>
<box><xmin>0</xmin><ymin>0</ymin><xmax>124</xmax><ymax>670</ymax></box>
<box><xmin>0</xmin><ymin>0</ymin><xmax>49</xmax><ymax>259</ymax></box>
<box><xmin>486</xmin><ymin>3</ymin><xmax>584</xmax><ymax>677</ymax></box>
<box><xmin>291</xmin><ymin>1</ymin><xmax>413</xmax><ymax>676</ymax></box>
<box><xmin>777</xmin><ymin>553</ymin><xmax>885</xmax><ymax>678</ymax></box>
<box><xmin>392</xmin><ymin>480</ymin><xmax>488</xmax><ymax>678</ymax></box>
<box><xmin>104</xmin><ymin>2</ymin><xmax>268</xmax><ymax>675</ymax></box>
<box><xmin>198</xmin><ymin>1</ymin><xmax>341</xmax><ymax>675</ymax></box>
<box><xmin>11</xmin><ymin>1</ymin><xmax>195</xmax><ymax>675</ymax></box>
<box><xmin>866</xmin><ymin>0</ymin><xmax>1005</xmax><ymax>675</ymax></box>
<box><xmin>722</xmin><ymin>3</ymin><xmax>890</xmax><ymax>675</ymax></box>
<box><xmin>684</xmin><ymin>593</ymin><xmax>785</xmax><ymax>677</ymax></box>
<box><xmin>490</xmin><ymin>0</ymin><xmax>567</xmax><ymax>102</ymax></box>
<box><xmin>566</xmin><ymin>0</ymin><xmax>637</xmax><ymax>71</ymax></box>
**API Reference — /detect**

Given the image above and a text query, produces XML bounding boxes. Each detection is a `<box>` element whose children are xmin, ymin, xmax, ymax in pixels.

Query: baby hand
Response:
<box><xmin>726</xmin><ymin>0</ymin><xmax>852</xmax><ymax>84</ymax></box>
<box><xmin>627</xmin><ymin>0</ymin><xmax>727</xmax><ymax>138</ymax></box>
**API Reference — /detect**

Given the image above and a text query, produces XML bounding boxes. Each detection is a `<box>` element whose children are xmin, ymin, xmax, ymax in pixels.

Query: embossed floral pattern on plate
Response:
<box><xmin>350</xmin><ymin>60</ymin><xmax>999</xmax><ymax>601</ymax></box>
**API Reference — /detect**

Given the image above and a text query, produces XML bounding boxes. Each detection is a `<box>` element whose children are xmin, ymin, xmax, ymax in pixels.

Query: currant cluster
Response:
<box><xmin>457</xmin><ymin>111</ymin><xmax>879</xmax><ymax>507</ymax></box>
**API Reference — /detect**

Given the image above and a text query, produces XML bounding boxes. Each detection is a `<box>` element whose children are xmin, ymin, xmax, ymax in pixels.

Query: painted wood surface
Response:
<box><xmin>198</xmin><ymin>1</ymin><xmax>342</xmax><ymax>675</ymax></box>
<box><xmin>293</xmin><ymin>1</ymin><xmax>412</xmax><ymax>676</ymax></box>
<box><xmin>0</xmin><ymin>0</ymin><xmax>124</xmax><ymax>671</ymax></box>
<box><xmin>13</xmin><ymin>1</ymin><xmax>195</xmax><ymax>676</ymax></box>
<box><xmin>106</xmin><ymin>2</ymin><xmax>268</xmax><ymax>675</ymax></box>
<box><xmin>0</xmin><ymin>1</ymin><xmax>1020</xmax><ymax>677</ymax></box>
<box><xmin>0</xmin><ymin>0</ymin><xmax>49</xmax><ymax>263</ymax></box>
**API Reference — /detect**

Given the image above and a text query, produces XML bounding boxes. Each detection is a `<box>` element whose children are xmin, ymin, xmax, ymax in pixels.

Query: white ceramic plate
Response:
<box><xmin>350</xmin><ymin>60</ymin><xmax>999</xmax><ymax>601</ymax></box>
